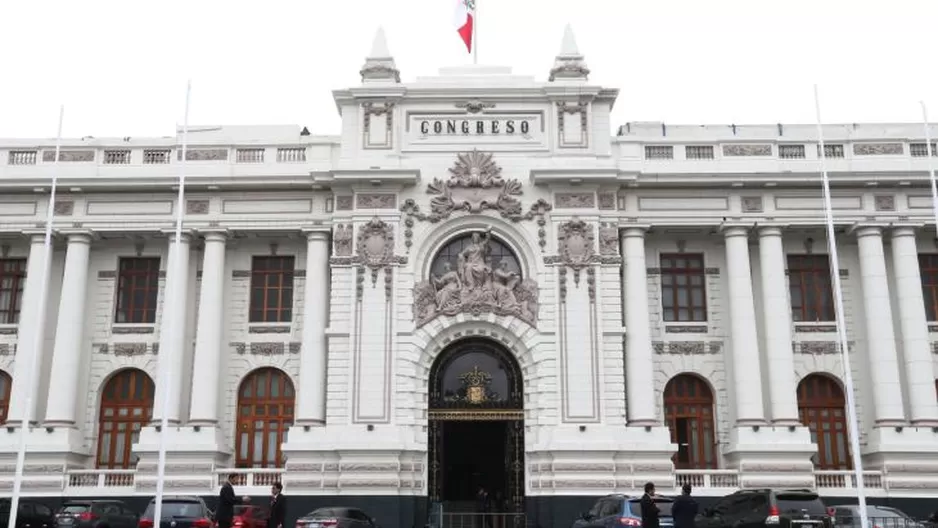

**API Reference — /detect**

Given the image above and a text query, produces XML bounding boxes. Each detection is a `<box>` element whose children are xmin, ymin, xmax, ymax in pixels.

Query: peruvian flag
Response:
<box><xmin>454</xmin><ymin>0</ymin><xmax>475</xmax><ymax>53</ymax></box>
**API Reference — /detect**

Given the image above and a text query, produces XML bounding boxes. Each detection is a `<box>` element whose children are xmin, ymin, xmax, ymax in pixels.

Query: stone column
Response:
<box><xmin>722</xmin><ymin>226</ymin><xmax>766</xmax><ymax>425</ymax></box>
<box><xmin>152</xmin><ymin>233</ymin><xmax>192</xmax><ymax>425</ymax></box>
<box><xmin>296</xmin><ymin>231</ymin><xmax>330</xmax><ymax>425</ymax></box>
<box><xmin>891</xmin><ymin>227</ymin><xmax>938</xmax><ymax>425</ymax></box>
<box><xmin>7</xmin><ymin>234</ymin><xmax>50</xmax><ymax>425</ymax></box>
<box><xmin>43</xmin><ymin>232</ymin><xmax>93</xmax><ymax>426</ymax></box>
<box><xmin>188</xmin><ymin>232</ymin><xmax>227</xmax><ymax>425</ymax></box>
<box><xmin>757</xmin><ymin>227</ymin><xmax>800</xmax><ymax>424</ymax></box>
<box><xmin>854</xmin><ymin>226</ymin><xmax>905</xmax><ymax>425</ymax></box>
<box><xmin>621</xmin><ymin>227</ymin><xmax>656</xmax><ymax>425</ymax></box>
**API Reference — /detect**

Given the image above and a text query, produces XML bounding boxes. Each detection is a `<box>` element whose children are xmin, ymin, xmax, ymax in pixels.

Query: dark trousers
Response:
<box><xmin>218</xmin><ymin>520</ymin><xmax>232</xmax><ymax>528</ymax></box>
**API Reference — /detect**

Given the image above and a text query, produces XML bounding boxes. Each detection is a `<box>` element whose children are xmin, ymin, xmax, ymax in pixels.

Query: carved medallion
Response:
<box><xmin>356</xmin><ymin>217</ymin><xmax>394</xmax><ymax>268</ymax></box>
<box><xmin>558</xmin><ymin>218</ymin><xmax>595</xmax><ymax>271</ymax></box>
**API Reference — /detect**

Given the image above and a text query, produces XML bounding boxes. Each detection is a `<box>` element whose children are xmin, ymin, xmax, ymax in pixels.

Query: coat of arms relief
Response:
<box><xmin>407</xmin><ymin>150</ymin><xmax>547</xmax><ymax>328</ymax></box>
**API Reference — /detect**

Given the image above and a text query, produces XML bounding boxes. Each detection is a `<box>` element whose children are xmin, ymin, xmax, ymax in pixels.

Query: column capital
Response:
<box><xmin>303</xmin><ymin>229</ymin><xmax>330</xmax><ymax>243</ymax></box>
<box><xmin>199</xmin><ymin>230</ymin><xmax>229</xmax><ymax>243</ymax></box>
<box><xmin>848</xmin><ymin>223</ymin><xmax>888</xmax><ymax>238</ymax></box>
<box><xmin>890</xmin><ymin>223</ymin><xmax>926</xmax><ymax>239</ymax></box>
<box><xmin>619</xmin><ymin>225</ymin><xmax>650</xmax><ymax>239</ymax></box>
<box><xmin>61</xmin><ymin>230</ymin><xmax>94</xmax><ymax>245</ymax></box>
<box><xmin>719</xmin><ymin>222</ymin><xmax>754</xmax><ymax>237</ymax></box>
<box><xmin>160</xmin><ymin>229</ymin><xmax>195</xmax><ymax>243</ymax></box>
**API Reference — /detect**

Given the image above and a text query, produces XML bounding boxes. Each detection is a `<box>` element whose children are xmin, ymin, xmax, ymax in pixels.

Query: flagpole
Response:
<box><xmin>153</xmin><ymin>80</ymin><xmax>191</xmax><ymax>527</ymax></box>
<box><xmin>814</xmin><ymin>84</ymin><xmax>869</xmax><ymax>528</ymax></box>
<box><xmin>8</xmin><ymin>105</ymin><xmax>64</xmax><ymax>528</ymax></box>
<box><xmin>920</xmin><ymin>102</ymin><xmax>938</xmax><ymax>234</ymax></box>
<box><xmin>472</xmin><ymin>0</ymin><xmax>478</xmax><ymax>64</ymax></box>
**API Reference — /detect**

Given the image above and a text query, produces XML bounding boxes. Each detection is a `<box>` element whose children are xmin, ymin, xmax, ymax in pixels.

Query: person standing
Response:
<box><xmin>671</xmin><ymin>484</ymin><xmax>699</xmax><ymax>528</ymax></box>
<box><xmin>268</xmin><ymin>482</ymin><xmax>287</xmax><ymax>528</ymax></box>
<box><xmin>640</xmin><ymin>482</ymin><xmax>660</xmax><ymax>528</ymax></box>
<box><xmin>216</xmin><ymin>473</ymin><xmax>241</xmax><ymax>528</ymax></box>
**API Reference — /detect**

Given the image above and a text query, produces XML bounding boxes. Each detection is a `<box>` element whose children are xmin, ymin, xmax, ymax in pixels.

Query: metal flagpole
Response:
<box><xmin>919</xmin><ymin>102</ymin><xmax>938</xmax><ymax>234</ymax></box>
<box><xmin>472</xmin><ymin>0</ymin><xmax>478</xmax><ymax>64</ymax></box>
<box><xmin>8</xmin><ymin>105</ymin><xmax>64</xmax><ymax>528</ymax></box>
<box><xmin>813</xmin><ymin>84</ymin><xmax>869</xmax><ymax>528</ymax></box>
<box><xmin>153</xmin><ymin>80</ymin><xmax>191</xmax><ymax>526</ymax></box>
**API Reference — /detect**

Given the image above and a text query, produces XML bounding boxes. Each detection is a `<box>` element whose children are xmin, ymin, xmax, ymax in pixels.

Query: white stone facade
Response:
<box><xmin>1</xmin><ymin>28</ymin><xmax>938</xmax><ymax>499</ymax></box>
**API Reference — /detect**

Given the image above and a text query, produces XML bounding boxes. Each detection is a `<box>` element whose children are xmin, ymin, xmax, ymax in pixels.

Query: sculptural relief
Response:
<box><xmin>413</xmin><ymin>230</ymin><xmax>539</xmax><ymax>327</ymax></box>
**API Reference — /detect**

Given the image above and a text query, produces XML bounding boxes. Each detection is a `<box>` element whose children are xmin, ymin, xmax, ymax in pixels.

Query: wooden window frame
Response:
<box><xmin>798</xmin><ymin>374</ymin><xmax>850</xmax><ymax>470</ymax></box>
<box><xmin>235</xmin><ymin>368</ymin><xmax>295</xmax><ymax>468</ymax></box>
<box><xmin>787</xmin><ymin>254</ymin><xmax>835</xmax><ymax>322</ymax></box>
<box><xmin>0</xmin><ymin>258</ymin><xmax>27</xmax><ymax>325</ymax></box>
<box><xmin>114</xmin><ymin>257</ymin><xmax>161</xmax><ymax>324</ymax></box>
<box><xmin>97</xmin><ymin>369</ymin><xmax>154</xmax><ymax>469</ymax></box>
<box><xmin>920</xmin><ymin>254</ymin><xmax>938</xmax><ymax>321</ymax></box>
<box><xmin>660</xmin><ymin>253</ymin><xmax>707</xmax><ymax>323</ymax></box>
<box><xmin>664</xmin><ymin>374</ymin><xmax>717</xmax><ymax>470</ymax></box>
<box><xmin>248</xmin><ymin>256</ymin><xmax>295</xmax><ymax>323</ymax></box>
<box><xmin>0</xmin><ymin>371</ymin><xmax>11</xmax><ymax>424</ymax></box>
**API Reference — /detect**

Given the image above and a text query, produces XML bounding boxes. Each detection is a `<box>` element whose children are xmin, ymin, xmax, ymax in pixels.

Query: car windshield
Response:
<box><xmin>775</xmin><ymin>494</ymin><xmax>827</xmax><ymax>515</ymax></box>
<box><xmin>630</xmin><ymin>499</ymin><xmax>674</xmax><ymax>517</ymax></box>
<box><xmin>144</xmin><ymin>502</ymin><xmax>203</xmax><ymax>519</ymax></box>
<box><xmin>234</xmin><ymin>507</ymin><xmax>253</xmax><ymax>516</ymax></box>
<box><xmin>60</xmin><ymin>505</ymin><xmax>91</xmax><ymax>514</ymax></box>
<box><xmin>868</xmin><ymin>507</ymin><xmax>911</xmax><ymax>520</ymax></box>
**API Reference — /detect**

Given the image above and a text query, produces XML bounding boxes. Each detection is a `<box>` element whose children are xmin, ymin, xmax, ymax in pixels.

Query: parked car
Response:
<box><xmin>56</xmin><ymin>501</ymin><xmax>139</xmax><ymax>528</ymax></box>
<box><xmin>573</xmin><ymin>494</ymin><xmax>675</xmax><ymax>528</ymax></box>
<box><xmin>696</xmin><ymin>489</ymin><xmax>833</xmax><ymax>528</ymax></box>
<box><xmin>138</xmin><ymin>497</ymin><xmax>214</xmax><ymax>528</ymax></box>
<box><xmin>0</xmin><ymin>499</ymin><xmax>55</xmax><ymax>528</ymax></box>
<box><xmin>295</xmin><ymin>508</ymin><xmax>379</xmax><ymax>528</ymax></box>
<box><xmin>830</xmin><ymin>506</ymin><xmax>924</xmax><ymax>528</ymax></box>
<box><xmin>234</xmin><ymin>506</ymin><xmax>269</xmax><ymax>528</ymax></box>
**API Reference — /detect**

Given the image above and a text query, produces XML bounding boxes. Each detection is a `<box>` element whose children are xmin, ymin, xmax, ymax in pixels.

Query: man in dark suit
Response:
<box><xmin>640</xmin><ymin>482</ymin><xmax>660</xmax><ymax>528</ymax></box>
<box><xmin>216</xmin><ymin>473</ymin><xmax>241</xmax><ymax>528</ymax></box>
<box><xmin>671</xmin><ymin>484</ymin><xmax>699</xmax><ymax>528</ymax></box>
<box><xmin>268</xmin><ymin>482</ymin><xmax>286</xmax><ymax>528</ymax></box>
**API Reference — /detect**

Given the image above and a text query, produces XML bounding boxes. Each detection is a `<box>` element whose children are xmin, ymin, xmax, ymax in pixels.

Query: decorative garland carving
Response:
<box><xmin>400</xmin><ymin>150</ymin><xmax>552</xmax><ymax>252</ymax></box>
<box><xmin>334</xmin><ymin>224</ymin><xmax>353</xmax><ymax>256</ymax></box>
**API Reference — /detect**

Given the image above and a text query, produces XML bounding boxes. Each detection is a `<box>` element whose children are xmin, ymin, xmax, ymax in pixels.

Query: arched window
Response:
<box><xmin>664</xmin><ymin>374</ymin><xmax>716</xmax><ymax>469</ymax></box>
<box><xmin>798</xmin><ymin>373</ymin><xmax>849</xmax><ymax>469</ymax></box>
<box><xmin>0</xmin><ymin>371</ymin><xmax>11</xmax><ymax>424</ymax></box>
<box><xmin>236</xmin><ymin>368</ymin><xmax>295</xmax><ymax>468</ymax></box>
<box><xmin>97</xmin><ymin>369</ymin><xmax>154</xmax><ymax>469</ymax></box>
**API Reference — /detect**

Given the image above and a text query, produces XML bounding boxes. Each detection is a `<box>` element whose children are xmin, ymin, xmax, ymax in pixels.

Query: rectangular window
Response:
<box><xmin>0</xmin><ymin>259</ymin><xmax>27</xmax><ymax>325</ymax></box>
<box><xmin>644</xmin><ymin>145</ymin><xmax>674</xmax><ymax>160</ymax></box>
<box><xmin>685</xmin><ymin>146</ymin><xmax>714</xmax><ymax>160</ymax></box>
<box><xmin>114</xmin><ymin>257</ymin><xmax>161</xmax><ymax>324</ymax></box>
<box><xmin>788</xmin><ymin>255</ymin><xmax>835</xmax><ymax>322</ymax></box>
<box><xmin>660</xmin><ymin>253</ymin><xmax>707</xmax><ymax>322</ymax></box>
<box><xmin>249</xmin><ymin>256</ymin><xmax>295</xmax><ymax>323</ymax></box>
<box><xmin>920</xmin><ymin>254</ymin><xmax>938</xmax><ymax>321</ymax></box>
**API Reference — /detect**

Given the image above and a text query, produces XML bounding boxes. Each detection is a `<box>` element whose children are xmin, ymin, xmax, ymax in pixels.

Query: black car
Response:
<box><xmin>697</xmin><ymin>489</ymin><xmax>833</xmax><ymax>528</ymax></box>
<box><xmin>57</xmin><ymin>500</ymin><xmax>139</xmax><ymax>528</ymax></box>
<box><xmin>139</xmin><ymin>497</ymin><xmax>214</xmax><ymax>528</ymax></box>
<box><xmin>294</xmin><ymin>508</ymin><xmax>379</xmax><ymax>528</ymax></box>
<box><xmin>573</xmin><ymin>494</ymin><xmax>675</xmax><ymax>528</ymax></box>
<box><xmin>0</xmin><ymin>499</ymin><xmax>55</xmax><ymax>528</ymax></box>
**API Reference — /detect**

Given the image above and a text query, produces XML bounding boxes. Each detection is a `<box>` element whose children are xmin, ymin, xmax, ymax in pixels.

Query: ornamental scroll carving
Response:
<box><xmin>356</xmin><ymin>217</ymin><xmax>404</xmax><ymax>285</ymax></box>
<box><xmin>400</xmin><ymin>150</ymin><xmax>552</xmax><ymax>252</ymax></box>
<box><xmin>413</xmin><ymin>230</ymin><xmax>539</xmax><ymax>328</ymax></box>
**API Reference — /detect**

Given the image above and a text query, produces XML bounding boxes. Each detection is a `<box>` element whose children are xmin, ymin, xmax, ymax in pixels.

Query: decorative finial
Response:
<box><xmin>549</xmin><ymin>24</ymin><xmax>590</xmax><ymax>82</ymax></box>
<box><xmin>360</xmin><ymin>26</ymin><xmax>401</xmax><ymax>84</ymax></box>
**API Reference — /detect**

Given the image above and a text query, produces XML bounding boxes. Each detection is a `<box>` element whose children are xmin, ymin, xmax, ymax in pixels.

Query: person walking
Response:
<box><xmin>671</xmin><ymin>484</ymin><xmax>699</xmax><ymax>528</ymax></box>
<box><xmin>640</xmin><ymin>482</ymin><xmax>660</xmax><ymax>528</ymax></box>
<box><xmin>268</xmin><ymin>482</ymin><xmax>287</xmax><ymax>528</ymax></box>
<box><xmin>216</xmin><ymin>473</ymin><xmax>242</xmax><ymax>528</ymax></box>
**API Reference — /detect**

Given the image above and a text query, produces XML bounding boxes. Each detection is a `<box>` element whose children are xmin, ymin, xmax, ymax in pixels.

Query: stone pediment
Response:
<box><xmin>400</xmin><ymin>149</ymin><xmax>552</xmax><ymax>252</ymax></box>
<box><xmin>400</xmin><ymin>149</ymin><xmax>551</xmax><ymax>224</ymax></box>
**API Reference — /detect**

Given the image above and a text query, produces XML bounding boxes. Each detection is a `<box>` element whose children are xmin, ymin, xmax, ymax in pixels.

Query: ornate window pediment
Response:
<box><xmin>413</xmin><ymin>231</ymin><xmax>539</xmax><ymax>327</ymax></box>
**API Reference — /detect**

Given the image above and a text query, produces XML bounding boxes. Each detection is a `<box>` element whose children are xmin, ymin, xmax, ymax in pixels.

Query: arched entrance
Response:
<box><xmin>97</xmin><ymin>368</ymin><xmax>154</xmax><ymax>468</ymax></box>
<box><xmin>797</xmin><ymin>373</ymin><xmax>849</xmax><ymax>469</ymax></box>
<box><xmin>663</xmin><ymin>374</ymin><xmax>716</xmax><ymax>469</ymax></box>
<box><xmin>428</xmin><ymin>337</ymin><xmax>525</xmax><ymax>516</ymax></box>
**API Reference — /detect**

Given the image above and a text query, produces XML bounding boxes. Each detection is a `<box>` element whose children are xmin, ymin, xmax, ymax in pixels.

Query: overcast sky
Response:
<box><xmin>2</xmin><ymin>0</ymin><xmax>937</xmax><ymax>139</ymax></box>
